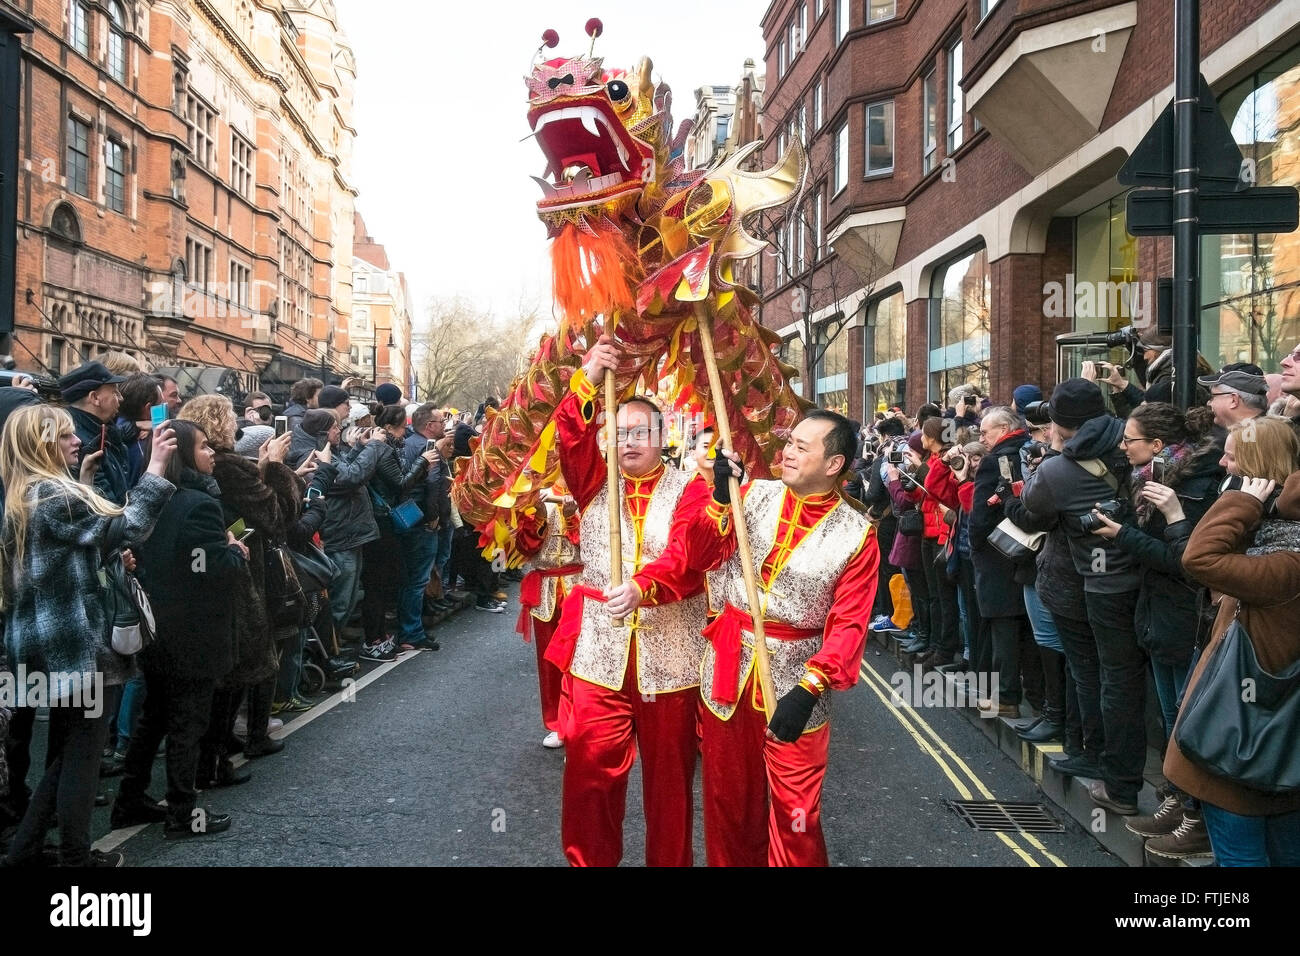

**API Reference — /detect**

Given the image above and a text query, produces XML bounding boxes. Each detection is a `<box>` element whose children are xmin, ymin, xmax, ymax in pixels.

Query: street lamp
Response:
<box><xmin>371</xmin><ymin>329</ymin><xmax>394</xmax><ymax>383</ymax></box>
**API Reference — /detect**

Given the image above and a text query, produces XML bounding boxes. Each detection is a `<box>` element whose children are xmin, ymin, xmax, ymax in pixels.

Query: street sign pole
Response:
<box><xmin>1172</xmin><ymin>0</ymin><xmax>1200</xmax><ymax>411</ymax></box>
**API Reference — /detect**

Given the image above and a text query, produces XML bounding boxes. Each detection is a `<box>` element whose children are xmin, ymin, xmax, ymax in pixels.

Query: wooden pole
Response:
<box><xmin>604</xmin><ymin>366</ymin><xmax>625</xmax><ymax>628</ymax></box>
<box><xmin>693</xmin><ymin>301</ymin><xmax>776</xmax><ymax>722</ymax></box>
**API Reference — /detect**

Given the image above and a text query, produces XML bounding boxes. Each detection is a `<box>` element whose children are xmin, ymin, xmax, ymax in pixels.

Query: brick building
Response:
<box><xmin>351</xmin><ymin>210</ymin><xmax>412</xmax><ymax>397</ymax></box>
<box><xmin>757</xmin><ymin>0</ymin><xmax>1300</xmax><ymax>419</ymax></box>
<box><xmin>5</xmin><ymin>0</ymin><xmax>394</xmax><ymax>403</ymax></box>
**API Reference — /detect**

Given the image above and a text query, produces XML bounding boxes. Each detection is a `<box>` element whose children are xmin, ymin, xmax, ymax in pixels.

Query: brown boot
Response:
<box><xmin>1145</xmin><ymin>813</ymin><xmax>1213</xmax><ymax>861</ymax></box>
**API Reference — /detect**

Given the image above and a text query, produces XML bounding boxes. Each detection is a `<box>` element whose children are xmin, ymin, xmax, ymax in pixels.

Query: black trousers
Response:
<box><xmin>872</xmin><ymin>519</ymin><xmax>899</xmax><ymax>618</ymax></box>
<box><xmin>920</xmin><ymin>538</ymin><xmax>960</xmax><ymax>656</ymax></box>
<box><xmin>5</xmin><ymin>696</ymin><xmax>113</xmax><ymax>866</ymax></box>
<box><xmin>957</xmin><ymin>557</ymin><xmax>986</xmax><ymax>672</ymax></box>
<box><xmin>901</xmin><ymin>564</ymin><xmax>930</xmax><ymax>640</ymax></box>
<box><xmin>361</xmin><ymin>531</ymin><xmax>402</xmax><ymax>644</ymax></box>
<box><xmin>989</xmin><ymin>616</ymin><xmax>1045</xmax><ymax>709</ymax></box>
<box><xmin>117</xmin><ymin>660</ymin><xmax>215</xmax><ymax>823</ymax></box>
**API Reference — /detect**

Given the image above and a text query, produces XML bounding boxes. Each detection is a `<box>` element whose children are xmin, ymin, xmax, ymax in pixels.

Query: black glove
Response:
<box><xmin>712</xmin><ymin>452</ymin><xmax>743</xmax><ymax>505</ymax></box>
<box><xmin>767</xmin><ymin>685</ymin><xmax>818</xmax><ymax>742</ymax></box>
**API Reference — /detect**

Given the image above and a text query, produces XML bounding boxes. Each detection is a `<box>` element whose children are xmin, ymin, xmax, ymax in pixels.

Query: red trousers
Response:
<box><xmin>532</xmin><ymin>613</ymin><xmax>564</xmax><ymax>733</ymax></box>
<box><xmin>560</xmin><ymin>639</ymin><xmax>698</xmax><ymax>867</ymax></box>
<box><xmin>700</xmin><ymin>671</ymin><xmax>831</xmax><ymax>867</ymax></box>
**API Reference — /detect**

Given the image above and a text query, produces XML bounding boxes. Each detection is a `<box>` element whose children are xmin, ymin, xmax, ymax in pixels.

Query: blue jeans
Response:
<box><xmin>329</xmin><ymin>547</ymin><xmax>364</xmax><ymax>635</ymax></box>
<box><xmin>275</xmin><ymin>628</ymin><xmax>308</xmax><ymax>703</ymax></box>
<box><xmin>1151</xmin><ymin>657</ymin><xmax>1191</xmax><ymax>742</ymax></box>
<box><xmin>435</xmin><ymin>526</ymin><xmax>454</xmax><ymax>589</ymax></box>
<box><xmin>1200</xmin><ymin>804</ymin><xmax>1300</xmax><ymax>866</ymax></box>
<box><xmin>113</xmin><ymin>673</ymin><xmax>146</xmax><ymax>754</ymax></box>
<box><xmin>1023</xmin><ymin>585</ymin><xmax>1064</xmax><ymax>654</ymax></box>
<box><xmin>397</xmin><ymin>527</ymin><xmax>440</xmax><ymax>642</ymax></box>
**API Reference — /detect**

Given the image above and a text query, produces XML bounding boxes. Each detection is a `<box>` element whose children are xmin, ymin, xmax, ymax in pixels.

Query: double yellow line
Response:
<box><xmin>856</xmin><ymin>656</ymin><xmax>1066</xmax><ymax>868</ymax></box>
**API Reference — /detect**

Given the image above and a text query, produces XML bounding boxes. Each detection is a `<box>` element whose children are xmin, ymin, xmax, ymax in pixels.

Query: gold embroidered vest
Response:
<box><xmin>529</xmin><ymin>503</ymin><xmax>582</xmax><ymax>623</ymax></box>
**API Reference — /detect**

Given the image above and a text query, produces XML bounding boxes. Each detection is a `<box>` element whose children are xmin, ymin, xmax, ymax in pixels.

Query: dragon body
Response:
<box><xmin>451</xmin><ymin>28</ymin><xmax>809</xmax><ymax>564</ymax></box>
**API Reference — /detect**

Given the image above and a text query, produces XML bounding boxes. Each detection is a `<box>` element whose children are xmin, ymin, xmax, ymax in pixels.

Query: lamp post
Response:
<box><xmin>371</xmin><ymin>329</ymin><xmax>394</xmax><ymax>384</ymax></box>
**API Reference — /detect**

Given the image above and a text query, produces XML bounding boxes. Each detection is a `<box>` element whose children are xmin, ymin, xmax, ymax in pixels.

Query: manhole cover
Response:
<box><xmin>947</xmin><ymin>800</ymin><xmax>1064</xmax><ymax>833</ymax></box>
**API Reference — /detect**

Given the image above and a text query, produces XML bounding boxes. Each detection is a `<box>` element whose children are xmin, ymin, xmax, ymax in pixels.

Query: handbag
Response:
<box><xmin>99</xmin><ymin>549</ymin><xmax>156</xmax><ymax>655</ymax></box>
<box><xmin>291</xmin><ymin>540</ymin><xmax>338</xmax><ymax>592</ymax></box>
<box><xmin>368</xmin><ymin>487</ymin><xmax>425</xmax><ymax>532</ymax></box>
<box><xmin>898</xmin><ymin>508</ymin><xmax>924</xmax><ymax>537</ymax></box>
<box><xmin>1173</xmin><ymin>604</ymin><xmax>1300</xmax><ymax>793</ymax></box>
<box><xmin>265</xmin><ymin>544</ymin><xmax>308</xmax><ymax>628</ymax></box>
<box><xmin>988</xmin><ymin>518</ymin><xmax>1046</xmax><ymax>561</ymax></box>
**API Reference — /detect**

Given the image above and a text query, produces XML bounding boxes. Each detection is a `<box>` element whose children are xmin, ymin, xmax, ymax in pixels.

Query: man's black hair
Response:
<box><xmin>802</xmin><ymin>409</ymin><xmax>856</xmax><ymax>477</ymax></box>
<box><xmin>876</xmin><ymin>416</ymin><xmax>906</xmax><ymax>438</ymax></box>
<box><xmin>618</xmin><ymin>395</ymin><xmax>665</xmax><ymax>436</ymax></box>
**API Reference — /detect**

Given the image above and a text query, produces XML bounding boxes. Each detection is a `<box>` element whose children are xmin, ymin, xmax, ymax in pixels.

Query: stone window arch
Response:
<box><xmin>107</xmin><ymin>1</ymin><xmax>129</xmax><ymax>83</ymax></box>
<box><xmin>49</xmin><ymin>202</ymin><xmax>82</xmax><ymax>244</ymax></box>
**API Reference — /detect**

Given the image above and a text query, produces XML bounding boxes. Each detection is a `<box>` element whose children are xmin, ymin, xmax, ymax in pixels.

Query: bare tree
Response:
<box><xmin>414</xmin><ymin>297</ymin><xmax>542</xmax><ymax>409</ymax></box>
<box><xmin>753</xmin><ymin>150</ymin><xmax>882</xmax><ymax>407</ymax></box>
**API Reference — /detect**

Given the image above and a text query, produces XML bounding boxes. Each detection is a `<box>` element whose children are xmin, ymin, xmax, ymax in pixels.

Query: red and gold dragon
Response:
<box><xmin>451</xmin><ymin>20</ymin><xmax>809</xmax><ymax>565</ymax></box>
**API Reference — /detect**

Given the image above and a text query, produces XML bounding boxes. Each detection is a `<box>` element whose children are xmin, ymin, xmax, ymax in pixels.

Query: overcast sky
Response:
<box><xmin>340</xmin><ymin>0</ymin><xmax>766</xmax><ymax>325</ymax></box>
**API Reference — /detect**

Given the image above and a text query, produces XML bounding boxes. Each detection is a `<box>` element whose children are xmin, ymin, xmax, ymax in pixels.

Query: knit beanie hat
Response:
<box><xmin>317</xmin><ymin>385</ymin><xmax>349</xmax><ymax>410</ymax></box>
<box><xmin>233</xmin><ymin>424</ymin><xmax>274</xmax><ymax>458</ymax></box>
<box><xmin>302</xmin><ymin>408</ymin><xmax>338</xmax><ymax>438</ymax></box>
<box><xmin>1013</xmin><ymin>384</ymin><xmax>1042</xmax><ymax>409</ymax></box>
<box><xmin>1049</xmin><ymin>379</ymin><xmax>1107</xmax><ymax>428</ymax></box>
<box><xmin>906</xmin><ymin>430</ymin><xmax>925</xmax><ymax>454</ymax></box>
<box><xmin>375</xmin><ymin>383</ymin><xmax>402</xmax><ymax>405</ymax></box>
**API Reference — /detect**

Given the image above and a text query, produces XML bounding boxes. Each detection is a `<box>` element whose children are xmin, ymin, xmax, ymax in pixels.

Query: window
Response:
<box><xmin>186</xmin><ymin>94</ymin><xmax>216</xmax><ymax>171</ymax></box>
<box><xmin>836</xmin><ymin>0</ymin><xmax>851</xmax><ymax>44</ymax></box>
<box><xmin>865</xmin><ymin>100</ymin><xmax>894</xmax><ymax>175</ymax></box>
<box><xmin>185</xmin><ymin>237</ymin><xmax>212</xmax><ymax>288</ymax></box>
<box><xmin>66</xmin><ymin>117</ymin><xmax>90</xmax><ymax>198</ymax></box>
<box><xmin>814</xmin><ymin>189</ymin><xmax>824</xmax><ymax>260</ymax></box>
<box><xmin>833</xmin><ymin>121</ymin><xmax>849</xmax><ymax>194</ymax></box>
<box><xmin>797</xmin><ymin>212</ymin><xmax>807</xmax><ymax>274</ymax></box>
<box><xmin>51</xmin><ymin>203</ymin><xmax>82</xmax><ymax>243</ymax></box>
<box><xmin>868</xmin><ymin>0</ymin><xmax>895</xmax><ymax>22</ymax></box>
<box><xmin>105</xmin><ymin>139</ymin><xmax>126</xmax><ymax>214</ymax></box>
<box><xmin>796</xmin><ymin>3</ymin><xmax>807</xmax><ymax>52</ymax></box>
<box><xmin>229</xmin><ymin>260</ymin><xmax>251</xmax><ymax>307</ymax></box>
<box><xmin>865</xmin><ymin>290</ymin><xmax>906</xmax><ymax>413</ymax></box>
<box><xmin>50</xmin><ymin>337</ymin><xmax>66</xmax><ymax>376</ymax></box>
<box><xmin>355</xmin><ymin>273</ymin><xmax>368</xmax><ymax>294</ymax></box>
<box><xmin>106</xmin><ymin>1</ymin><xmax>127</xmax><ymax>84</ymax></box>
<box><xmin>231</xmin><ymin>132</ymin><xmax>254</xmax><ymax>200</ymax></box>
<box><xmin>817</xmin><ymin>0</ymin><xmax>826</xmax><ymax>17</ymax></box>
<box><xmin>778</xmin><ymin>38</ymin><xmax>787</xmax><ymax>78</ymax></box>
<box><xmin>922</xmin><ymin>71</ymin><xmax>938</xmax><ymax>175</ymax></box>
<box><xmin>776</xmin><ymin>128</ymin><xmax>786</xmax><ymax>158</ymax></box>
<box><xmin>71</xmin><ymin>2</ymin><xmax>91</xmax><ymax>56</ymax></box>
<box><xmin>928</xmin><ymin>246</ymin><xmax>990</xmax><ymax>398</ymax></box>
<box><xmin>813</xmin><ymin>78</ymin><xmax>823</xmax><ymax>130</ymax></box>
<box><xmin>1199</xmin><ymin>45</ymin><xmax>1300</xmax><ymax>371</ymax></box>
<box><xmin>781</xmin><ymin>335</ymin><xmax>805</xmax><ymax>395</ymax></box>
<box><xmin>799</xmin><ymin>105</ymin><xmax>806</xmax><ymax>145</ymax></box>
<box><xmin>355</xmin><ymin>307</ymin><xmax>370</xmax><ymax>331</ymax></box>
<box><xmin>980</xmin><ymin>0</ymin><xmax>1002</xmax><ymax>17</ymax></box>
<box><xmin>815</xmin><ymin>320</ymin><xmax>849</xmax><ymax>413</ymax></box>
<box><xmin>947</xmin><ymin>42</ymin><xmax>964</xmax><ymax>153</ymax></box>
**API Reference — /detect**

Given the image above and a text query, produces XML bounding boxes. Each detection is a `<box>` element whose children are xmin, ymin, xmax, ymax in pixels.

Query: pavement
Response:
<box><xmin>63</xmin><ymin>584</ymin><xmax>1120</xmax><ymax>866</ymax></box>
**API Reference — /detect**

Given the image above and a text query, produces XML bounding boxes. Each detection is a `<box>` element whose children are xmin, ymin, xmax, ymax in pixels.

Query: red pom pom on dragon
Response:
<box><xmin>451</xmin><ymin>22</ymin><xmax>810</xmax><ymax>568</ymax></box>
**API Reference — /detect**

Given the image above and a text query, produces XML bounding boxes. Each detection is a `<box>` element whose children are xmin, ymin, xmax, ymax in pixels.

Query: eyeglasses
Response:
<box><xmin>1283</xmin><ymin>347</ymin><xmax>1300</xmax><ymax>362</ymax></box>
<box><xmin>616</xmin><ymin>426</ymin><xmax>652</xmax><ymax>444</ymax></box>
<box><xmin>1208</xmin><ymin>390</ymin><xmax>1235</xmax><ymax>401</ymax></box>
<box><xmin>1119</xmin><ymin>435</ymin><xmax>1153</xmax><ymax>446</ymax></box>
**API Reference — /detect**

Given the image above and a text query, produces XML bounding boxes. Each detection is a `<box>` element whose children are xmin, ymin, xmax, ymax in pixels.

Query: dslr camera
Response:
<box><xmin>1079</xmin><ymin>498</ymin><xmax>1127</xmax><ymax>534</ymax></box>
<box><xmin>1022</xmin><ymin>401</ymin><xmax>1053</xmax><ymax>426</ymax></box>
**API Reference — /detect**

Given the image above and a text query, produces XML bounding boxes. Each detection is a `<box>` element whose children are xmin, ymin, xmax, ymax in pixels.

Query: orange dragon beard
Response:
<box><xmin>550</xmin><ymin>220</ymin><xmax>636</xmax><ymax>325</ymax></box>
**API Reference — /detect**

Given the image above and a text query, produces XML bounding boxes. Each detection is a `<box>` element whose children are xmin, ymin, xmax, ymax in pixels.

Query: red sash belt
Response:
<box><xmin>517</xmin><ymin>564</ymin><xmax>584</xmax><ymax>640</ymax></box>
<box><xmin>702</xmin><ymin>602</ymin><xmax>822</xmax><ymax>705</ymax></box>
<box><xmin>542</xmin><ymin>583</ymin><xmax>606</xmax><ymax>672</ymax></box>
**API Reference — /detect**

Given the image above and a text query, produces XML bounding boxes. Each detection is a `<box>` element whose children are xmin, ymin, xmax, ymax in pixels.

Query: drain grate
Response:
<box><xmin>947</xmin><ymin>800</ymin><xmax>1065</xmax><ymax>833</ymax></box>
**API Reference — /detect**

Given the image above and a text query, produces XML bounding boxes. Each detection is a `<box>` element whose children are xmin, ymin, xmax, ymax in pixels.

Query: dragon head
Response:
<box><xmin>526</xmin><ymin>31</ymin><xmax>674</xmax><ymax>238</ymax></box>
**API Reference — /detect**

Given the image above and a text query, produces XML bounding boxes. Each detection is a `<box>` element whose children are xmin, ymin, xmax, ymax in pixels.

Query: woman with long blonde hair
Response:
<box><xmin>1</xmin><ymin>405</ymin><xmax>176</xmax><ymax>867</ymax></box>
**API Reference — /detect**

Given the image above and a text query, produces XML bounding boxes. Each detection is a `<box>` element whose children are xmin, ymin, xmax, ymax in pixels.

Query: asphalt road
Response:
<box><xmin>89</xmin><ymin>584</ymin><xmax>1121</xmax><ymax>867</ymax></box>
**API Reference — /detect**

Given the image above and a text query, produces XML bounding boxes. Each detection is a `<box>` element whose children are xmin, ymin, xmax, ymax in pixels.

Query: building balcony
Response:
<box><xmin>827</xmin><ymin>206</ymin><xmax>907</xmax><ymax>286</ymax></box>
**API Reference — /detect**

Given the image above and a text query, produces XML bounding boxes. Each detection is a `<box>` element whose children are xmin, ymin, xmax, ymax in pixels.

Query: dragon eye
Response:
<box><xmin>606</xmin><ymin>80</ymin><xmax>630</xmax><ymax>104</ymax></box>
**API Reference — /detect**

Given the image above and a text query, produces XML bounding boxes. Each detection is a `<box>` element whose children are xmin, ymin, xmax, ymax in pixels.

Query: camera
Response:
<box><xmin>1079</xmin><ymin>498</ymin><xmax>1127</xmax><ymax>534</ymax></box>
<box><xmin>888</xmin><ymin>449</ymin><xmax>905</xmax><ymax>466</ymax></box>
<box><xmin>1022</xmin><ymin>400</ymin><xmax>1053</xmax><ymax>426</ymax></box>
<box><xmin>1104</xmin><ymin>325</ymin><xmax>1140</xmax><ymax>349</ymax></box>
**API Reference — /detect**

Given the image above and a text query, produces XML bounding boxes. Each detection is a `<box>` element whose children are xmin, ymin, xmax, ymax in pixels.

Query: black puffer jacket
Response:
<box><xmin>69</xmin><ymin>404</ymin><xmax>132</xmax><ymax>505</ymax></box>
<box><xmin>1112</xmin><ymin>441</ymin><xmax>1223</xmax><ymax>664</ymax></box>
<box><xmin>320</xmin><ymin>441</ymin><xmax>384</xmax><ymax>552</ymax></box>
<box><xmin>969</xmin><ymin>429</ymin><xmax>1031</xmax><ymax>618</ymax></box>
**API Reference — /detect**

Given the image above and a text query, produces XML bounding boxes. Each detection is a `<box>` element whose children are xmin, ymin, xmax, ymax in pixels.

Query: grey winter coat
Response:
<box><xmin>2</xmin><ymin>473</ymin><xmax>174</xmax><ymax>690</ymax></box>
<box><xmin>1021</xmin><ymin>415</ymin><xmax>1139</xmax><ymax>594</ymax></box>
<box><xmin>319</xmin><ymin>440</ymin><xmax>384</xmax><ymax>553</ymax></box>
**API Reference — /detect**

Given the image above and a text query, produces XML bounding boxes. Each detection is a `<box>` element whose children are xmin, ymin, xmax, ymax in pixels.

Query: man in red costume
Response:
<box><xmin>515</xmin><ymin>490</ymin><xmax>582</xmax><ymax>749</ymax></box>
<box><xmin>544</xmin><ymin>336</ymin><xmax>710</xmax><ymax>867</ymax></box>
<box><xmin>608</xmin><ymin>409</ymin><xmax>879</xmax><ymax>866</ymax></box>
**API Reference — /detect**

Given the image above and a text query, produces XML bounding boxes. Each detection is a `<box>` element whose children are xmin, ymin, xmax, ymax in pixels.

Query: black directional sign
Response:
<box><xmin>1126</xmin><ymin>186</ymin><xmax>1300</xmax><ymax>236</ymax></box>
<box><xmin>1120</xmin><ymin>72</ymin><xmax>1299</xmax><ymax>238</ymax></box>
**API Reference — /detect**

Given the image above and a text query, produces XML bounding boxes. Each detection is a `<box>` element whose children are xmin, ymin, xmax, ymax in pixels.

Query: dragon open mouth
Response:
<box><xmin>528</xmin><ymin>96</ymin><xmax>647</xmax><ymax>213</ymax></box>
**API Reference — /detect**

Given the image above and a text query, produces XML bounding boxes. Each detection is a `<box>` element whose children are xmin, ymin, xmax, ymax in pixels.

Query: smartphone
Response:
<box><xmin>274</xmin><ymin>415</ymin><xmax>288</xmax><ymax>437</ymax></box>
<box><xmin>237</xmin><ymin>528</ymin><xmax>255</xmax><ymax>543</ymax></box>
<box><xmin>306</xmin><ymin>486</ymin><xmax>324</xmax><ymax>501</ymax></box>
<box><xmin>227</xmin><ymin>518</ymin><xmax>247</xmax><ymax>539</ymax></box>
<box><xmin>1151</xmin><ymin>458</ymin><xmax>1165</xmax><ymax>483</ymax></box>
<box><xmin>149</xmin><ymin>404</ymin><xmax>167</xmax><ymax>429</ymax></box>
<box><xmin>100</xmin><ymin>423</ymin><xmax>106</xmax><ymax>450</ymax></box>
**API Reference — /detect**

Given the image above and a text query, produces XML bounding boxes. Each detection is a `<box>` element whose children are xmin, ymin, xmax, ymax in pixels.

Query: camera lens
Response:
<box><xmin>1022</xmin><ymin>401</ymin><xmax>1053</xmax><ymax>426</ymax></box>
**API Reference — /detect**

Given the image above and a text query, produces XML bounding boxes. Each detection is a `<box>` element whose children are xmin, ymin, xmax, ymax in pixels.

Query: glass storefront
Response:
<box><xmin>1074</xmin><ymin>195</ymin><xmax>1138</xmax><ymax>335</ymax></box>
<box><xmin>864</xmin><ymin>288</ymin><xmax>906</xmax><ymax>413</ymax></box>
<box><xmin>815</xmin><ymin>320</ymin><xmax>849</xmax><ymax>414</ymax></box>
<box><xmin>928</xmin><ymin>245</ymin><xmax>990</xmax><ymax>399</ymax></box>
<box><xmin>780</xmin><ymin>334</ymin><xmax>804</xmax><ymax>398</ymax></box>
<box><xmin>1201</xmin><ymin>46</ymin><xmax>1300</xmax><ymax>370</ymax></box>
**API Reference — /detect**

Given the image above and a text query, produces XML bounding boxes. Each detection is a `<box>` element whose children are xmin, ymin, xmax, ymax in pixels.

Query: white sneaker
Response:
<box><xmin>267</xmin><ymin>717</ymin><xmax>283</xmax><ymax>734</ymax></box>
<box><xmin>542</xmin><ymin>731</ymin><xmax>564</xmax><ymax>749</ymax></box>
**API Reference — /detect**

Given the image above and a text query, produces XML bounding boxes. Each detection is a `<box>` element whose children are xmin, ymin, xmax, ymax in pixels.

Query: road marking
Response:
<box><xmin>93</xmin><ymin>651</ymin><xmax>424</xmax><ymax>854</ymax></box>
<box><xmin>855</xmin><ymin>663</ymin><xmax>1038</xmax><ymax>867</ymax></box>
<box><xmin>858</xmin><ymin>657</ymin><xmax>1067</xmax><ymax>868</ymax></box>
